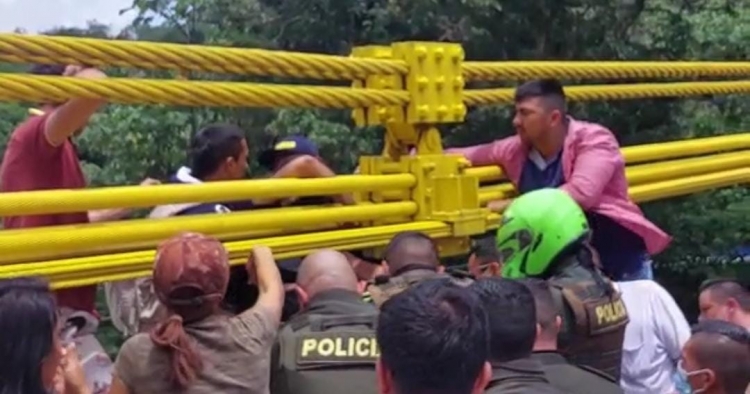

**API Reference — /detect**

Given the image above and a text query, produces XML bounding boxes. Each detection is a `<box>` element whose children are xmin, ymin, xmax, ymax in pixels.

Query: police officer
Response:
<box><xmin>497</xmin><ymin>188</ymin><xmax>629</xmax><ymax>381</ymax></box>
<box><xmin>521</xmin><ymin>278</ymin><xmax>624</xmax><ymax>393</ymax></box>
<box><xmin>270</xmin><ymin>249</ymin><xmax>379</xmax><ymax>394</ymax></box>
<box><xmin>366</xmin><ymin>231</ymin><xmax>450</xmax><ymax>307</ymax></box>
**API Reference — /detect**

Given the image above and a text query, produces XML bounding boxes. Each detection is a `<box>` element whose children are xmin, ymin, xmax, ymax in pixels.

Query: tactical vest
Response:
<box><xmin>549</xmin><ymin>277</ymin><xmax>628</xmax><ymax>381</ymax></box>
<box><xmin>367</xmin><ymin>267</ymin><xmax>443</xmax><ymax>307</ymax></box>
<box><xmin>273</xmin><ymin>312</ymin><xmax>380</xmax><ymax>394</ymax></box>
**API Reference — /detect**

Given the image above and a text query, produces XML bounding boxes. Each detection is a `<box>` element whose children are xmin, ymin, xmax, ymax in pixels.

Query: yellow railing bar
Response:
<box><xmin>0</xmin><ymin>202</ymin><xmax>417</xmax><ymax>265</ymax></box>
<box><xmin>467</xmin><ymin>133</ymin><xmax>750</xmax><ymax>183</ymax></box>
<box><xmin>0</xmin><ymin>174</ymin><xmax>415</xmax><ymax>216</ymax></box>
<box><xmin>7</xmin><ymin>169</ymin><xmax>746</xmax><ymax>289</ymax></box>
<box><xmin>5</xmin><ymin>221</ymin><xmax>453</xmax><ymax>289</ymax></box>
<box><xmin>478</xmin><ymin>153</ymin><xmax>750</xmax><ymax>204</ymax></box>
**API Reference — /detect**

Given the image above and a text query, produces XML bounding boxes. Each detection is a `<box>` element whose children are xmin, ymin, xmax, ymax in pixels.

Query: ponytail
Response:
<box><xmin>149</xmin><ymin>315</ymin><xmax>203</xmax><ymax>390</ymax></box>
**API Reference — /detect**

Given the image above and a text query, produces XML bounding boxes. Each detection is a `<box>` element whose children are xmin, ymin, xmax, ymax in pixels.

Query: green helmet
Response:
<box><xmin>497</xmin><ymin>188</ymin><xmax>589</xmax><ymax>279</ymax></box>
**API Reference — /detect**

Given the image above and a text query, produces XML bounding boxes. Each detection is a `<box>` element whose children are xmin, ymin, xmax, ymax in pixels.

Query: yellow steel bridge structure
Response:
<box><xmin>0</xmin><ymin>34</ymin><xmax>746</xmax><ymax>289</ymax></box>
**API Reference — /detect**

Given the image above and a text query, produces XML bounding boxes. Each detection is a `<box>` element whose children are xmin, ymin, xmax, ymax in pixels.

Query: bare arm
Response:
<box><xmin>44</xmin><ymin>67</ymin><xmax>107</xmax><ymax>147</ymax></box>
<box><xmin>254</xmin><ymin>155</ymin><xmax>354</xmax><ymax>206</ymax></box>
<box><xmin>88</xmin><ymin>208</ymin><xmax>132</xmax><ymax>223</ymax></box>
<box><xmin>87</xmin><ymin>178</ymin><xmax>160</xmax><ymax>223</ymax></box>
<box><xmin>444</xmin><ymin>138</ymin><xmax>512</xmax><ymax>167</ymax></box>
<box><xmin>246</xmin><ymin>245</ymin><xmax>284</xmax><ymax>323</ymax></box>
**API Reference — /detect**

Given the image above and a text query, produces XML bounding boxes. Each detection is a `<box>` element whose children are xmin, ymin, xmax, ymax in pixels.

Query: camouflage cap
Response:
<box><xmin>152</xmin><ymin>232</ymin><xmax>230</xmax><ymax>307</ymax></box>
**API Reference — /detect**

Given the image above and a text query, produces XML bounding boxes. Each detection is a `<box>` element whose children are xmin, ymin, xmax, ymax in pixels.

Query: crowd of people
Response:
<box><xmin>0</xmin><ymin>64</ymin><xmax>748</xmax><ymax>394</ymax></box>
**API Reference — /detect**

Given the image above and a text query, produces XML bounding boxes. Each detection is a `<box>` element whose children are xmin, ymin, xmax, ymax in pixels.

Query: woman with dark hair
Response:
<box><xmin>0</xmin><ymin>277</ymin><xmax>89</xmax><ymax>394</ymax></box>
<box><xmin>110</xmin><ymin>233</ymin><xmax>284</xmax><ymax>394</ymax></box>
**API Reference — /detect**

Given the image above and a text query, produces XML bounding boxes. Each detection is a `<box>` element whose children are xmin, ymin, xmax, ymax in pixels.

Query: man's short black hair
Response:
<box><xmin>383</xmin><ymin>231</ymin><xmax>440</xmax><ymax>272</ymax></box>
<box><xmin>470</xmin><ymin>235</ymin><xmax>500</xmax><ymax>265</ymax></box>
<box><xmin>377</xmin><ymin>278</ymin><xmax>489</xmax><ymax>394</ymax></box>
<box><xmin>692</xmin><ymin>319</ymin><xmax>750</xmax><ymax>343</ymax></box>
<box><xmin>472</xmin><ymin>278</ymin><xmax>537</xmax><ymax>362</ymax></box>
<box><xmin>699</xmin><ymin>278</ymin><xmax>750</xmax><ymax>312</ymax></box>
<box><xmin>514</xmin><ymin>79</ymin><xmax>567</xmax><ymax>113</ymax></box>
<box><xmin>518</xmin><ymin>278</ymin><xmax>558</xmax><ymax>336</ymax></box>
<box><xmin>689</xmin><ymin>319</ymin><xmax>750</xmax><ymax>393</ymax></box>
<box><xmin>189</xmin><ymin>124</ymin><xmax>246</xmax><ymax>179</ymax></box>
<box><xmin>29</xmin><ymin>64</ymin><xmax>67</xmax><ymax>76</ymax></box>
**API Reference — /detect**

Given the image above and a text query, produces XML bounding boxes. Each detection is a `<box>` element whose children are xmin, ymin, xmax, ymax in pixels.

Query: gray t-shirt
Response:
<box><xmin>114</xmin><ymin>306</ymin><xmax>278</xmax><ymax>394</ymax></box>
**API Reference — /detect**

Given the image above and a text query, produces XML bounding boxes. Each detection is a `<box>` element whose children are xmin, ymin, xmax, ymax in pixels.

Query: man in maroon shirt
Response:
<box><xmin>0</xmin><ymin>64</ymin><xmax>156</xmax><ymax>315</ymax></box>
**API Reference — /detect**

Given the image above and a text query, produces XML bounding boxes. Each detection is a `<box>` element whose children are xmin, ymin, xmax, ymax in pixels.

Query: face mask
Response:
<box><xmin>677</xmin><ymin>361</ymin><xmax>711</xmax><ymax>394</ymax></box>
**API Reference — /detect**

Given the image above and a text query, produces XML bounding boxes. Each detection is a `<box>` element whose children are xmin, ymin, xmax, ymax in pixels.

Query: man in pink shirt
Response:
<box><xmin>448</xmin><ymin>79</ymin><xmax>671</xmax><ymax>281</ymax></box>
<box><xmin>0</xmin><ymin>64</ymin><xmax>156</xmax><ymax>315</ymax></box>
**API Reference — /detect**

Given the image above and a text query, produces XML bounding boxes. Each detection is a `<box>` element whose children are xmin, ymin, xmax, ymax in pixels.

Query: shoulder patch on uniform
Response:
<box><xmin>586</xmin><ymin>296</ymin><xmax>628</xmax><ymax>335</ymax></box>
<box><xmin>296</xmin><ymin>331</ymin><xmax>379</xmax><ymax>367</ymax></box>
<box><xmin>560</xmin><ymin>285</ymin><xmax>629</xmax><ymax>336</ymax></box>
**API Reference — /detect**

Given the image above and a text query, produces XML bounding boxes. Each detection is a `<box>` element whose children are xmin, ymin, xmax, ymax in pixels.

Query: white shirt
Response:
<box><xmin>616</xmin><ymin>280</ymin><xmax>691</xmax><ymax>394</ymax></box>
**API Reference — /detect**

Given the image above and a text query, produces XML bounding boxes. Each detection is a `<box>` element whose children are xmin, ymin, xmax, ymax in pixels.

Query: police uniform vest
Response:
<box><xmin>366</xmin><ymin>264</ymin><xmax>444</xmax><ymax>307</ymax></box>
<box><xmin>549</xmin><ymin>272</ymin><xmax>628</xmax><ymax>381</ymax></box>
<box><xmin>272</xmin><ymin>291</ymin><xmax>379</xmax><ymax>394</ymax></box>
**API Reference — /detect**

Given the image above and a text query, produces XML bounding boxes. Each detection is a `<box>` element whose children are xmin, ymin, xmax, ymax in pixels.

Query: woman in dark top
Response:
<box><xmin>0</xmin><ymin>277</ymin><xmax>89</xmax><ymax>394</ymax></box>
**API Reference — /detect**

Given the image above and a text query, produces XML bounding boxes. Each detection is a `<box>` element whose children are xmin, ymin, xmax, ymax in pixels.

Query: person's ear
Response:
<box><xmin>554</xmin><ymin>315</ymin><xmax>562</xmax><ymax>331</ymax></box>
<box><xmin>548</xmin><ymin>109</ymin><xmax>563</xmax><ymax>126</ymax></box>
<box><xmin>691</xmin><ymin>368</ymin><xmax>716</xmax><ymax>392</ymax></box>
<box><xmin>488</xmin><ymin>262</ymin><xmax>502</xmax><ymax>277</ymax></box>
<box><xmin>381</xmin><ymin>260</ymin><xmax>390</xmax><ymax>275</ymax></box>
<box><xmin>706</xmin><ymin>369</ymin><xmax>717</xmax><ymax>388</ymax></box>
<box><xmin>436</xmin><ymin>265</ymin><xmax>446</xmax><ymax>274</ymax></box>
<box><xmin>376</xmin><ymin>358</ymin><xmax>394</xmax><ymax>394</ymax></box>
<box><xmin>295</xmin><ymin>286</ymin><xmax>310</xmax><ymax>310</ymax></box>
<box><xmin>223</xmin><ymin>156</ymin><xmax>236</xmax><ymax>170</ymax></box>
<box><xmin>472</xmin><ymin>361</ymin><xmax>493</xmax><ymax>393</ymax></box>
<box><xmin>727</xmin><ymin>297</ymin><xmax>740</xmax><ymax>315</ymax></box>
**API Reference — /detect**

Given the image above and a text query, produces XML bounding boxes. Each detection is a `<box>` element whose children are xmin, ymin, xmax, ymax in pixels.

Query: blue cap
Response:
<box><xmin>259</xmin><ymin>135</ymin><xmax>319</xmax><ymax>169</ymax></box>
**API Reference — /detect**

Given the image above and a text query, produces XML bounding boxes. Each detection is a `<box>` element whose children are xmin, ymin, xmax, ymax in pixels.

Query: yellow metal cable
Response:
<box><xmin>0</xmin><ymin>202</ymin><xmax>417</xmax><ymax>265</ymax></box>
<box><xmin>0</xmin><ymin>174</ymin><xmax>414</xmax><ymax>216</ymax></box>
<box><xmin>3</xmin><ymin>76</ymin><xmax>750</xmax><ymax>110</ymax></box>
<box><xmin>0</xmin><ymin>74</ymin><xmax>410</xmax><ymax>109</ymax></box>
<box><xmin>466</xmin><ymin>133</ymin><xmax>750</xmax><ymax>183</ymax></box>
<box><xmin>7</xmin><ymin>34</ymin><xmax>750</xmax><ymax>83</ymax></box>
<box><xmin>463</xmin><ymin>61</ymin><xmax>750</xmax><ymax>81</ymax></box>
<box><xmin>0</xmin><ymin>33</ymin><xmax>409</xmax><ymax>80</ymax></box>
<box><xmin>463</xmin><ymin>81</ymin><xmax>750</xmax><ymax>106</ymax></box>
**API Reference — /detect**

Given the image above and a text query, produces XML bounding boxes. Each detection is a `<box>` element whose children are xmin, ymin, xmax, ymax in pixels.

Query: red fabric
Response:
<box><xmin>0</xmin><ymin>113</ymin><xmax>95</xmax><ymax>313</ymax></box>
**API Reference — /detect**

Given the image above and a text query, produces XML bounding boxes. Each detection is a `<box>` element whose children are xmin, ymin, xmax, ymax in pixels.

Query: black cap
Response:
<box><xmin>259</xmin><ymin>135</ymin><xmax>320</xmax><ymax>169</ymax></box>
